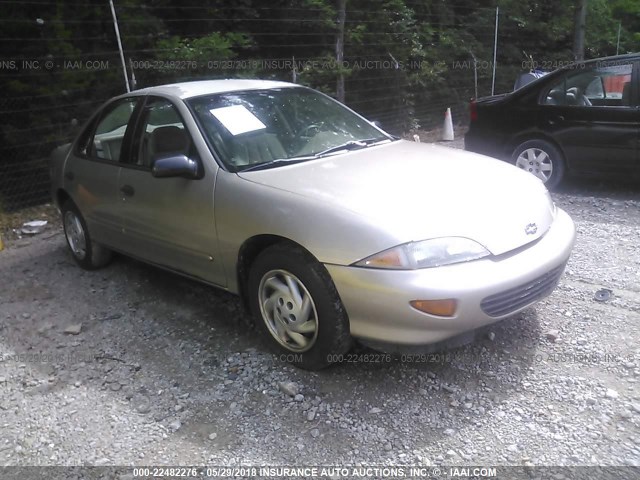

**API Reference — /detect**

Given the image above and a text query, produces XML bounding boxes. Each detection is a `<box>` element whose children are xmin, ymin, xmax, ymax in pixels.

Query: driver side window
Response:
<box><xmin>132</xmin><ymin>98</ymin><xmax>193</xmax><ymax>168</ymax></box>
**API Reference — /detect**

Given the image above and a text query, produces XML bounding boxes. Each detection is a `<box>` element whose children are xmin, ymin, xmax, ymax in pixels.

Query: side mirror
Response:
<box><xmin>369</xmin><ymin>120</ymin><xmax>382</xmax><ymax>129</ymax></box>
<box><xmin>152</xmin><ymin>154</ymin><xmax>199</xmax><ymax>179</ymax></box>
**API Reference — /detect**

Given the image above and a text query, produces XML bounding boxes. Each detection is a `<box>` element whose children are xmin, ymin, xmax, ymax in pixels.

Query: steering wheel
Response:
<box><xmin>295</xmin><ymin>122</ymin><xmax>325</xmax><ymax>140</ymax></box>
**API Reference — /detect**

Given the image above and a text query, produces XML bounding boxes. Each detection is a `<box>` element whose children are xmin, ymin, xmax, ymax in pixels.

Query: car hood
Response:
<box><xmin>237</xmin><ymin>140</ymin><xmax>555</xmax><ymax>256</ymax></box>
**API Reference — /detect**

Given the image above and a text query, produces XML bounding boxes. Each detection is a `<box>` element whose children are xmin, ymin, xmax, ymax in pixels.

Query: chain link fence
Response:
<box><xmin>0</xmin><ymin>2</ymin><xmax>631</xmax><ymax>211</ymax></box>
<box><xmin>0</xmin><ymin>59</ymin><xmax>488</xmax><ymax>212</ymax></box>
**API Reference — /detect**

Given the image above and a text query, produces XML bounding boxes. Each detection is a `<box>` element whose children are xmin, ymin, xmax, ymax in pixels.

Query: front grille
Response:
<box><xmin>480</xmin><ymin>264</ymin><xmax>566</xmax><ymax>317</ymax></box>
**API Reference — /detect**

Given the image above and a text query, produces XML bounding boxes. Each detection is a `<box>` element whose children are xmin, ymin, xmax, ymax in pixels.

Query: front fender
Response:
<box><xmin>214</xmin><ymin>170</ymin><xmax>398</xmax><ymax>293</ymax></box>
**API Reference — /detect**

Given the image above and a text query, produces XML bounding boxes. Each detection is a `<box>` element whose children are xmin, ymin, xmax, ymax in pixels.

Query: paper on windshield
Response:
<box><xmin>210</xmin><ymin>105</ymin><xmax>266</xmax><ymax>135</ymax></box>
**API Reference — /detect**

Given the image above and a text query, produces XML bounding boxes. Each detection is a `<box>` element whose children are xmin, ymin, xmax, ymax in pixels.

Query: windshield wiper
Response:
<box><xmin>314</xmin><ymin>137</ymin><xmax>391</xmax><ymax>158</ymax></box>
<box><xmin>239</xmin><ymin>137</ymin><xmax>393</xmax><ymax>172</ymax></box>
<box><xmin>239</xmin><ymin>157</ymin><xmax>314</xmax><ymax>172</ymax></box>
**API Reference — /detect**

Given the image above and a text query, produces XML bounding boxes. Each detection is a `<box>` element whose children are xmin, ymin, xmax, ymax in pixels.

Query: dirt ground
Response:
<box><xmin>1</xmin><ymin>168</ymin><xmax>639</xmax><ymax>476</ymax></box>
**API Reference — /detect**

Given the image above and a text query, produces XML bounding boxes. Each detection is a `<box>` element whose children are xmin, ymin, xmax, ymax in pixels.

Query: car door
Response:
<box><xmin>537</xmin><ymin>59</ymin><xmax>639</xmax><ymax>176</ymax></box>
<box><xmin>117</xmin><ymin>95</ymin><xmax>225</xmax><ymax>286</ymax></box>
<box><xmin>63</xmin><ymin>97</ymin><xmax>141</xmax><ymax>251</ymax></box>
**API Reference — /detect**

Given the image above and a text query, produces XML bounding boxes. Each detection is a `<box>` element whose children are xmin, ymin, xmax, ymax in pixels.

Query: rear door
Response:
<box><xmin>117</xmin><ymin>96</ymin><xmax>225</xmax><ymax>286</ymax></box>
<box><xmin>63</xmin><ymin>97</ymin><xmax>141</xmax><ymax>251</ymax></box>
<box><xmin>538</xmin><ymin>59</ymin><xmax>639</xmax><ymax>176</ymax></box>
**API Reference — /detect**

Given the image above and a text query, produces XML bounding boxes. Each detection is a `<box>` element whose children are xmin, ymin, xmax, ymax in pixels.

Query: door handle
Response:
<box><xmin>65</xmin><ymin>171</ymin><xmax>74</xmax><ymax>181</ymax></box>
<box><xmin>120</xmin><ymin>185</ymin><xmax>135</xmax><ymax>197</ymax></box>
<box><xmin>548</xmin><ymin>115</ymin><xmax>565</xmax><ymax>126</ymax></box>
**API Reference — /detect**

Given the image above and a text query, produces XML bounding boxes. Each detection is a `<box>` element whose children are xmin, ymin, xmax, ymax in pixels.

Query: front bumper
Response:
<box><xmin>326</xmin><ymin>208</ymin><xmax>575</xmax><ymax>345</ymax></box>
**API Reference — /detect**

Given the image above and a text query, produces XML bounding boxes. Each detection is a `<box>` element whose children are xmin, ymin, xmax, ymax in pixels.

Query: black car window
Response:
<box><xmin>86</xmin><ymin>98</ymin><xmax>138</xmax><ymax>161</ymax></box>
<box><xmin>131</xmin><ymin>97</ymin><xmax>195</xmax><ymax>168</ymax></box>
<box><xmin>543</xmin><ymin>63</ymin><xmax>633</xmax><ymax>108</ymax></box>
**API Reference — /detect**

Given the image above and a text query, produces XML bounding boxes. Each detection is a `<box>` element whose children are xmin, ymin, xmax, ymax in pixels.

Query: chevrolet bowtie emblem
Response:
<box><xmin>525</xmin><ymin>223</ymin><xmax>538</xmax><ymax>235</ymax></box>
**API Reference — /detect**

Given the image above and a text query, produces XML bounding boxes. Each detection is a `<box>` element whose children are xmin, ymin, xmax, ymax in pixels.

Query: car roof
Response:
<box><xmin>131</xmin><ymin>79</ymin><xmax>297</xmax><ymax>100</ymax></box>
<box><xmin>580</xmin><ymin>52</ymin><xmax>640</xmax><ymax>65</ymax></box>
<box><xmin>502</xmin><ymin>52</ymin><xmax>639</xmax><ymax>100</ymax></box>
<box><xmin>553</xmin><ymin>52</ymin><xmax>639</xmax><ymax>73</ymax></box>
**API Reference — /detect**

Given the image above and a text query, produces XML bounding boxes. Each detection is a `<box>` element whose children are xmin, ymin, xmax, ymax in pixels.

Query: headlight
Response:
<box><xmin>354</xmin><ymin>237</ymin><xmax>490</xmax><ymax>270</ymax></box>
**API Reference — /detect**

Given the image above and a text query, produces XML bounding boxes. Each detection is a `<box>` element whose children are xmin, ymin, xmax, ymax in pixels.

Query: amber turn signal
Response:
<box><xmin>410</xmin><ymin>299</ymin><xmax>457</xmax><ymax>317</ymax></box>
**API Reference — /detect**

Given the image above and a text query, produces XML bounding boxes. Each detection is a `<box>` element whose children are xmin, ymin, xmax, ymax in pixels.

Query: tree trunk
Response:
<box><xmin>336</xmin><ymin>0</ymin><xmax>346</xmax><ymax>103</ymax></box>
<box><xmin>573</xmin><ymin>0</ymin><xmax>588</xmax><ymax>61</ymax></box>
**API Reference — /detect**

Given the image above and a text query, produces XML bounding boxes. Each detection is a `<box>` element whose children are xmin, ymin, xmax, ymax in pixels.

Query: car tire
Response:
<box><xmin>512</xmin><ymin>140</ymin><xmax>565</xmax><ymax>190</ymax></box>
<box><xmin>61</xmin><ymin>200</ymin><xmax>112</xmax><ymax>270</ymax></box>
<box><xmin>248</xmin><ymin>243</ymin><xmax>351</xmax><ymax>370</ymax></box>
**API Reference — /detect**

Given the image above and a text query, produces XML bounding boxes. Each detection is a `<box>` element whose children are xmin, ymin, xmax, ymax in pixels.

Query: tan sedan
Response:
<box><xmin>50</xmin><ymin>80</ymin><xmax>576</xmax><ymax>370</ymax></box>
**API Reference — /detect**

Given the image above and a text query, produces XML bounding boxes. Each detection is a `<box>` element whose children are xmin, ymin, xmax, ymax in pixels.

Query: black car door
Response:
<box><xmin>537</xmin><ymin>59</ymin><xmax>639</xmax><ymax>177</ymax></box>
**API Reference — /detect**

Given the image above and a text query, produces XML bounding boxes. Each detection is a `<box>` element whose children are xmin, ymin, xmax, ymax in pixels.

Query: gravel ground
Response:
<box><xmin>1</xmin><ymin>162</ymin><xmax>639</xmax><ymax>472</ymax></box>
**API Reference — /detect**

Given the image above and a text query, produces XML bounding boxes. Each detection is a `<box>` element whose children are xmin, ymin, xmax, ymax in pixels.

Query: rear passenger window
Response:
<box><xmin>89</xmin><ymin>99</ymin><xmax>138</xmax><ymax>161</ymax></box>
<box><xmin>543</xmin><ymin>63</ymin><xmax>633</xmax><ymax>108</ymax></box>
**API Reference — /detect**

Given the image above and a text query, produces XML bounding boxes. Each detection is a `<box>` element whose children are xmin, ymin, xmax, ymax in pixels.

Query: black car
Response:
<box><xmin>465</xmin><ymin>54</ymin><xmax>639</xmax><ymax>189</ymax></box>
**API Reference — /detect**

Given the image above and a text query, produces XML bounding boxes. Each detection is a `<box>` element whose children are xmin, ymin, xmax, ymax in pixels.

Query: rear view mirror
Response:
<box><xmin>152</xmin><ymin>155</ymin><xmax>199</xmax><ymax>179</ymax></box>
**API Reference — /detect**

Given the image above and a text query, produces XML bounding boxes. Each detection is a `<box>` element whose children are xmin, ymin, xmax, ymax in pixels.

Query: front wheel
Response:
<box><xmin>61</xmin><ymin>200</ymin><xmax>112</xmax><ymax>270</ymax></box>
<box><xmin>512</xmin><ymin>140</ymin><xmax>565</xmax><ymax>190</ymax></box>
<box><xmin>248</xmin><ymin>243</ymin><xmax>351</xmax><ymax>370</ymax></box>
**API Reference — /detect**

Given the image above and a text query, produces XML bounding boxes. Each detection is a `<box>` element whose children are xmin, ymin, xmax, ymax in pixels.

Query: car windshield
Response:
<box><xmin>187</xmin><ymin>87</ymin><xmax>393</xmax><ymax>171</ymax></box>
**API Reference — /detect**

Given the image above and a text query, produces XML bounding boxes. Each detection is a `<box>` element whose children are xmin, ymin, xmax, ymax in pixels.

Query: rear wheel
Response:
<box><xmin>61</xmin><ymin>200</ymin><xmax>112</xmax><ymax>270</ymax></box>
<box><xmin>512</xmin><ymin>139</ymin><xmax>565</xmax><ymax>190</ymax></box>
<box><xmin>248</xmin><ymin>243</ymin><xmax>351</xmax><ymax>370</ymax></box>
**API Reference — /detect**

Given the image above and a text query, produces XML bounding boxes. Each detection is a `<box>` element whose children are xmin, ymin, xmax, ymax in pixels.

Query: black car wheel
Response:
<box><xmin>512</xmin><ymin>140</ymin><xmax>565</xmax><ymax>190</ymax></box>
<box><xmin>61</xmin><ymin>200</ymin><xmax>112</xmax><ymax>270</ymax></box>
<box><xmin>248</xmin><ymin>243</ymin><xmax>351</xmax><ymax>370</ymax></box>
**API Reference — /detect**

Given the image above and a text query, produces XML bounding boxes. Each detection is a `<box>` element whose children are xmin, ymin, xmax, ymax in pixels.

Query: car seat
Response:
<box><xmin>621</xmin><ymin>82</ymin><xmax>631</xmax><ymax>106</ymax></box>
<box><xmin>150</xmin><ymin>126</ymin><xmax>190</xmax><ymax>162</ymax></box>
<box><xmin>545</xmin><ymin>89</ymin><xmax>566</xmax><ymax>105</ymax></box>
<box><xmin>231</xmin><ymin>132</ymin><xmax>286</xmax><ymax>166</ymax></box>
<box><xmin>566</xmin><ymin>87</ymin><xmax>591</xmax><ymax>107</ymax></box>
